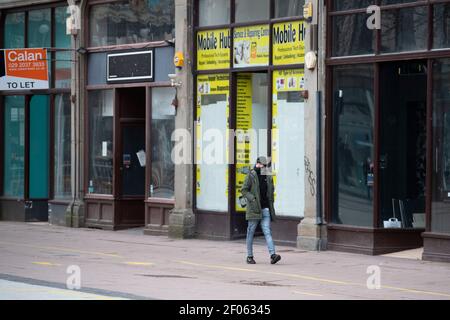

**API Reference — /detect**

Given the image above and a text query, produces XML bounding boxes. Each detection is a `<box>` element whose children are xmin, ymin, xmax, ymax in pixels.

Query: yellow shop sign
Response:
<box><xmin>233</xmin><ymin>25</ymin><xmax>270</xmax><ymax>68</ymax></box>
<box><xmin>272</xmin><ymin>21</ymin><xmax>306</xmax><ymax>66</ymax></box>
<box><xmin>197</xmin><ymin>29</ymin><xmax>231</xmax><ymax>71</ymax></box>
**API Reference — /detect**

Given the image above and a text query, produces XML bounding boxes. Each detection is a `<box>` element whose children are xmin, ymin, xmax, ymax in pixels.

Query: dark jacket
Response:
<box><xmin>240</xmin><ymin>169</ymin><xmax>276</xmax><ymax>221</ymax></box>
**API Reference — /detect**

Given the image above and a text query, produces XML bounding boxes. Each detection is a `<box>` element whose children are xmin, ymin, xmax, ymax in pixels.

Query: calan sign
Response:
<box><xmin>0</xmin><ymin>48</ymin><xmax>49</xmax><ymax>90</ymax></box>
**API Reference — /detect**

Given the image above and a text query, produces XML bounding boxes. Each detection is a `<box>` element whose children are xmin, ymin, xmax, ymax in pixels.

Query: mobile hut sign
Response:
<box><xmin>0</xmin><ymin>48</ymin><xmax>49</xmax><ymax>90</ymax></box>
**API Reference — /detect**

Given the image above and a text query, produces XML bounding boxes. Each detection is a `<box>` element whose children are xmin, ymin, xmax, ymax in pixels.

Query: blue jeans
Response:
<box><xmin>246</xmin><ymin>208</ymin><xmax>276</xmax><ymax>257</ymax></box>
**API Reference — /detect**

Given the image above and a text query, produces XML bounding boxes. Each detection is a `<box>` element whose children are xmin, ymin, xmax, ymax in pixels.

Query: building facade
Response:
<box><xmin>325</xmin><ymin>0</ymin><xmax>450</xmax><ymax>262</ymax></box>
<box><xmin>192</xmin><ymin>0</ymin><xmax>317</xmax><ymax>245</ymax></box>
<box><xmin>0</xmin><ymin>0</ymin><xmax>73</xmax><ymax>224</ymax></box>
<box><xmin>82</xmin><ymin>0</ymin><xmax>176</xmax><ymax>232</ymax></box>
<box><xmin>2</xmin><ymin>0</ymin><xmax>449</xmax><ymax>263</ymax></box>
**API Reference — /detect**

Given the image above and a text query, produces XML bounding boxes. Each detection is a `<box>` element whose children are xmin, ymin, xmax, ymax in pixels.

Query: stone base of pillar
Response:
<box><xmin>297</xmin><ymin>217</ymin><xmax>327</xmax><ymax>251</ymax></box>
<box><xmin>168</xmin><ymin>209</ymin><xmax>196</xmax><ymax>239</ymax></box>
<box><xmin>65</xmin><ymin>201</ymin><xmax>85</xmax><ymax>228</ymax></box>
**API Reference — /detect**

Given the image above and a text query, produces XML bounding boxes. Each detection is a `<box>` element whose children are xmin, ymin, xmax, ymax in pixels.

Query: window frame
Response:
<box><xmin>0</xmin><ymin>2</ymin><xmax>72</xmax><ymax>203</ymax></box>
<box><xmin>325</xmin><ymin>0</ymin><xmax>450</xmax><ymax>232</ymax></box>
<box><xmin>148</xmin><ymin>86</ymin><xmax>177</xmax><ymax>200</ymax></box>
<box><xmin>86</xmin><ymin>0</ymin><xmax>176</xmax><ymax>50</ymax></box>
<box><xmin>193</xmin><ymin>0</ymin><xmax>307</xmax><ymax>218</ymax></box>
<box><xmin>52</xmin><ymin>93</ymin><xmax>72</xmax><ymax>201</ymax></box>
<box><xmin>326</xmin><ymin>0</ymin><xmax>450</xmax><ymax>63</ymax></box>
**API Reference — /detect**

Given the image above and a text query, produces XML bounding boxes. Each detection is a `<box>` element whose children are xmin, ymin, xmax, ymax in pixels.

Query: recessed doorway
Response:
<box><xmin>379</xmin><ymin>60</ymin><xmax>427</xmax><ymax>232</ymax></box>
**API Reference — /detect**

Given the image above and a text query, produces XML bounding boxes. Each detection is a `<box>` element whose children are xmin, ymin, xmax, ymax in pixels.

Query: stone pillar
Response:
<box><xmin>65</xmin><ymin>0</ymin><xmax>85</xmax><ymax>228</ymax></box>
<box><xmin>297</xmin><ymin>0</ymin><xmax>327</xmax><ymax>251</ymax></box>
<box><xmin>168</xmin><ymin>0</ymin><xmax>196</xmax><ymax>238</ymax></box>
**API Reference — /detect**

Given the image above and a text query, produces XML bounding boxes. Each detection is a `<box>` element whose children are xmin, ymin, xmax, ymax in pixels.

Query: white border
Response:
<box><xmin>107</xmin><ymin>50</ymin><xmax>153</xmax><ymax>82</ymax></box>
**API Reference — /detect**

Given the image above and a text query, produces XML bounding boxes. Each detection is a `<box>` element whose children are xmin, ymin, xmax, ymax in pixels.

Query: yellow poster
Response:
<box><xmin>233</xmin><ymin>25</ymin><xmax>270</xmax><ymax>68</ymax></box>
<box><xmin>273</xmin><ymin>69</ymin><xmax>305</xmax><ymax>94</ymax></box>
<box><xmin>197</xmin><ymin>29</ymin><xmax>231</xmax><ymax>70</ymax></box>
<box><xmin>196</xmin><ymin>74</ymin><xmax>230</xmax><ymax>197</ymax></box>
<box><xmin>236</xmin><ymin>74</ymin><xmax>253</xmax><ymax>211</ymax></box>
<box><xmin>273</xmin><ymin>21</ymin><xmax>306</xmax><ymax>66</ymax></box>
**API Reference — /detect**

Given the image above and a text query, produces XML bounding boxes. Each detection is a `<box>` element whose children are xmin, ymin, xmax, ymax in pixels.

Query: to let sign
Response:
<box><xmin>0</xmin><ymin>48</ymin><xmax>49</xmax><ymax>90</ymax></box>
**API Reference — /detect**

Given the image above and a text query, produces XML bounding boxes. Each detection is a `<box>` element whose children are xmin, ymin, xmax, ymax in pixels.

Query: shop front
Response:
<box><xmin>83</xmin><ymin>0</ymin><xmax>176</xmax><ymax>231</ymax></box>
<box><xmin>0</xmin><ymin>2</ymin><xmax>72</xmax><ymax>223</ymax></box>
<box><xmin>194</xmin><ymin>0</ymin><xmax>307</xmax><ymax>245</ymax></box>
<box><xmin>326</xmin><ymin>0</ymin><xmax>450</xmax><ymax>260</ymax></box>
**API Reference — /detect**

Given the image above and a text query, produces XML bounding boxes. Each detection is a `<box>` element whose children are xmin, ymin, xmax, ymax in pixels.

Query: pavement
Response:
<box><xmin>1</xmin><ymin>221</ymin><xmax>450</xmax><ymax>300</ymax></box>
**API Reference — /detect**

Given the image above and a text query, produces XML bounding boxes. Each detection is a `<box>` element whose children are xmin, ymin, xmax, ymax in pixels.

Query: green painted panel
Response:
<box><xmin>29</xmin><ymin>95</ymin><xmax>50</xmax><ymax>199</ymax></box>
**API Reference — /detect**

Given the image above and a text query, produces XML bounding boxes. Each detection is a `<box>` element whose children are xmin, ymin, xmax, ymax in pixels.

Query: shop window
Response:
<box><xmin>272</xmin><ymin>70</ymin><xmax>305</xmax><ymax>217</ymax></box>
<box><xmin>333</xmin><ymin>0</ymin><xmax>373</xmax><ymax>11</ymax></box>
<box><xmin>150</xmin><ymin>87</ymin><xmax>176</xmax><ymax>199</ymax></box>
<box><xmin>332</xmin><ymin>14</ymin><xmax>375</xmax><ymax>57</ymax></box>
<box><xmin>88</xmin><ymin>90</ymin><xmax>114</xmax><ymax>195</ymax></box>
<box><xmin>235</xmin><ymin>0</ymin><xmax>269</xmax><ymax>23</ymax></box>
<box><xmin>196</xmin><ymin>74</ymin><xmax>229</xmax><ymax>211</ymax></box>
<box><xmin>272</xmin><ymin>69</ymin><xmax>305</xmax><ymax>217</ymax></box>
<box><xmin>4</xmin><ymin>12</ymin><xmax>25</xmax><ymax>49</ymax></box>
<box><xmin>199</xmin><ymin>0</ymin><xmax>230</xmax><ymax>26</ymax></box>
<box><xmin>235</xmin><ymin>73</ymin><xmax>268</xmax><ymax>212</ymax></box>
<box><xmin>29</xmin><ymin>95</ymin><xmax>50</xmax><ymax>199</ymax></box>
<box><xmin>55</xmin><ymin>6</ymin><xmax>71</xmax><ymax>89</ymax></box>
<box><xmin>434</xmin><ymin>3</ymin><xmax>450</xmax><ymax>50</ymax></box>
<box><xmin>274</xmin><ymin>0</ymin><xmax>304</xmax><ymax>18</ymax></box>
<box><xmin>28</xmin><ymin>9</ymin><xmax>51</xmax><ymax>48</ymax></box>
<box><xmin>2</xmin><ymin>96</ymin><xmax>25</xmax><ymax>198</ymax></box>
<box><xmin>381</xmin><ymin>7</ymin><xmax>427</xmax><ymax>53</ymax></box>
<box><xmin>432</xmin><ymin>59</ymin><xmax>450</xmax><ymax>234</ymax></box>
<box><xmin>89</xmin><ymin>0</ymin><xmax>175</xmax><ymax>47</ymax></box>
<box><xmin>54</xmin><ymin>94</ymin><xmax>72</xmax><ymax>200</ymax></box>
<box><xmin>332</xmin><ymin>65</ymin><xmax>374</xmax><ymax>227</ymax></box>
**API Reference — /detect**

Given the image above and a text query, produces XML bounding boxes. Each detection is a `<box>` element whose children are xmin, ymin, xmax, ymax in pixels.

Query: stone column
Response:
<box><xmin>168</xmin><ymin>0</ymin><xmax>196</xmax><ymax>238</ymax></box>
<box><xmin>65</xmin><ymin>0</ymin><xmax>85</xmax><ymax>228</ymax></box>
<box><xmin>297</xmin><ymin>0</ymin><xmax>327</xmax><ymax>251</ymax></box>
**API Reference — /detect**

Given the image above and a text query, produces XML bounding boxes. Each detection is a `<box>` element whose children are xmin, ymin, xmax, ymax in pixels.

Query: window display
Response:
<box><xmin>196</xmin><ymin>74</ymin><xmax>229</xmax><ymax>211</ymax></box>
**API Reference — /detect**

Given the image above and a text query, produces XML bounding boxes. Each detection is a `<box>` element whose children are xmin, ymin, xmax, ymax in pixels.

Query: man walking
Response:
<box><xmin>241</xmin><ymin>156</ymin><xmax>281</xmax><ymax>265</ymax></box>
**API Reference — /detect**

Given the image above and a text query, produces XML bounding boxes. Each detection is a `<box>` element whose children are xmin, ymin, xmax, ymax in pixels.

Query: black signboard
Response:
<box><xmin>107</xmin><ymin>49</ymin><xmax>154</xmax><ymax>83</ymax></box>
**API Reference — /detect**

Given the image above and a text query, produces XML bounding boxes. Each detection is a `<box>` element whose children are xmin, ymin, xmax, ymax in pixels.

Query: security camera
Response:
<box><xmin>168</xmin><ymin>73</ymin><xmax>182</xmax><ymax>87</ymax></box>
